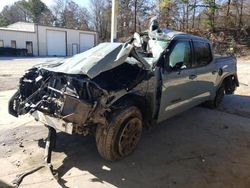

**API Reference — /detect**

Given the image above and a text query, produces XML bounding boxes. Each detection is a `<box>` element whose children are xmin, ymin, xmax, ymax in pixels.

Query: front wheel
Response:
<box><xmin>95</xmin><ymin>106</ymin><xmax>143</xmax><ymax>161</ymax></box>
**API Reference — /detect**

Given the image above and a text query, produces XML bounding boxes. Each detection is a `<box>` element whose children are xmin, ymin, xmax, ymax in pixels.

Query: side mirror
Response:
<box><xmin>172</xmin><ymin>62</ymin><xmax>184</xmax><ymax>71</ymax></box>
<box><xmin>133</xmin><ymin>32</ymin><xmax>142</xmax><ymax>48</ymax></box>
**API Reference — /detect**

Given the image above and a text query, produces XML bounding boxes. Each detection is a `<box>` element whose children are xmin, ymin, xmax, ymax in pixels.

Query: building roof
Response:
<box><xmin>7</xmin><ymin>22</ymin><xmax>35</xmax><ymax>32</ymax></box>
<box><xmin>0</xmin><ymin>26</ymin><xmax>35</xmax><ymax>33</ymax></box>
<box><xmin>0</xmin><ymin>22</ymin><xmax>96</xmax><ymax>34</ymax></box>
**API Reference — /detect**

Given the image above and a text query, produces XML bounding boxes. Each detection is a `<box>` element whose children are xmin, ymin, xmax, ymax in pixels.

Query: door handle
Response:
<box><xmin>189</xmin><ymin>74</ymin><xmax>197</xmax><ymax>80</ymax></box>
<box><xmin>212</xmin><ymin>70</ymin><xmax>217</xmax><ymax>75</ymax></box>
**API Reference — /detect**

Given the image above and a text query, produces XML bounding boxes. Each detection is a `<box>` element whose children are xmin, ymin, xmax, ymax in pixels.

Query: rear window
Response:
<box><xmin>193</xmin><ymin>41</ymin><xmax>212</xmax><ymax>67</ymax></box>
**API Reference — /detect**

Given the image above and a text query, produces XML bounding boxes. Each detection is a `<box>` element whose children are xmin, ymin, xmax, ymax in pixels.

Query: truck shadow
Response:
<box><xmin>37</xmin><ymin>94</ymin><xmax>250</xmax><ymax>188</ymax></box>
<box><xmin>0</xmin><ymin>180</ymin><xmax>12</xmax><ymax>188</ymax></box>
<box><xmin>218</xmin><ymin>94</ymin><xmax>250</xmax><ymax>118</ymax></box>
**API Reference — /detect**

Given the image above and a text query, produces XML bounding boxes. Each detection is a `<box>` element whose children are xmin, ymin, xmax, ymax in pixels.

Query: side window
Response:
<box><xmin>168</xmin><ymin>41</ymin><xmax>191</xmax><ymax>70</ymax></box>
<box><xmin>193</xmin><ymin>41</ymin><xmax>212</xmax><ymax>67</ymax></box>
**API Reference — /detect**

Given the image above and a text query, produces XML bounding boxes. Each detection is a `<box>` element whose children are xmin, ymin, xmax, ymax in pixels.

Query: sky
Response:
<box><xmin>0</xmin><ymin>0</ymin><xmax>90</xmax><ymax>11</ymax></box>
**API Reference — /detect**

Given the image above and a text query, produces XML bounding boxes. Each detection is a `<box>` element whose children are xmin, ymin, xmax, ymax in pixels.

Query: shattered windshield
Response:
<box><xmin>136</xmin><ymin>38</ymin><xmax>169</xmax><ymax>66</ymax></box>
<box><xmin>148</xmin><ymin>39</ymin><xmax>169</xmax><ymax>58</ymax></box>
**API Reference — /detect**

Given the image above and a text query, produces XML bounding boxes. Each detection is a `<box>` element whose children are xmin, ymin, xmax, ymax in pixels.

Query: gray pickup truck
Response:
<box><xmin>9</xmin><ymin>25</ymin><xmax>239</xmax><ymax>162</ymax></box>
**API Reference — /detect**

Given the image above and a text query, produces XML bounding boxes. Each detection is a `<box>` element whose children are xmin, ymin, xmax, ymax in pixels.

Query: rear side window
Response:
<box><xmin>193</xmin><ymin>41</ymin><xmax>212</xmax><ymax>67</ymax></box>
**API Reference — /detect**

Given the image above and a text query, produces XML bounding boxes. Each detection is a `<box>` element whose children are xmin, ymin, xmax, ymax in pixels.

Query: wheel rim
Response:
<box><xmin>118</xmin><ymin>117</ymin><xmax>142</xmax><ymax>157</ymax></box>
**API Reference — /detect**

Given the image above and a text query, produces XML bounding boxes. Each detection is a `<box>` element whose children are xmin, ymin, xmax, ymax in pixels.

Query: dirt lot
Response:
<box><xmin>1</xmin><ymin>57</ymin><xmax>250</xmax><ymax>188</ymax></box>
<box><xmin>0</xmin><ymin>57</ymin><xmax>62</xmax><ymax>91</ymax></box>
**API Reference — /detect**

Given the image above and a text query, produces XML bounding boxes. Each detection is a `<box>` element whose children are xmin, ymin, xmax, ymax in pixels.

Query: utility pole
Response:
<box><xmin>111</xmin><ymin>0</ymin><xmax>118</xmax><ymax>42</ymax></box>
<box><xmin>134</xmin><ymin>0</ymin><xmax>137</xmax><ymax>32</ymax></box>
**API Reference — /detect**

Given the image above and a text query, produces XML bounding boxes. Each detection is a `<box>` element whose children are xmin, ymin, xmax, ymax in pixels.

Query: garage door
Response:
<box><xmin>80</xmin><ymin>34</ymin><xmax>95</xmax><ymax>52</ymax></box>
<box><xmin>47</xmin><ymin>30</ymin><xmax>66</xmax><ymax>56</ymax></box>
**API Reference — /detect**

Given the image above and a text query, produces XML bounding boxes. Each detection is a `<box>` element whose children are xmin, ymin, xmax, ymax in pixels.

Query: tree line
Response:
<box><xmin>0</xmin><ymin>0</ymin><xmax>90</xmax><ymax>30</ymax></box>
<box><xmin>158</xmin><ymin>0</ymin><xmax>250</xmax><ymax>33</ymax></box>
<box><xmin>0</xmin><ymin>0</ymin><xmax>250</xmax><ymax>43</ymax></box>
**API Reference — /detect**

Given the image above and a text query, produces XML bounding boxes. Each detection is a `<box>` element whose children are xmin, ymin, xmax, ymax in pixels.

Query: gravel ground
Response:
<box><xmin>0</xmin><ymin>57</ymin><xmax>250</xmax><ymax>188</ymax></box>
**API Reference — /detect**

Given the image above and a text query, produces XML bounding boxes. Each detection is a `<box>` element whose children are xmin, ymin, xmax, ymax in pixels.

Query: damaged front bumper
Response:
<box><xmin>31</xmin><ymin>110</ymin><xmax>74</xmax><ymax>134</ymax></box>
<box><xmin>9</xmin><ymin>67</ymin><xmax>110</xmax><ymax>135</ymax></box>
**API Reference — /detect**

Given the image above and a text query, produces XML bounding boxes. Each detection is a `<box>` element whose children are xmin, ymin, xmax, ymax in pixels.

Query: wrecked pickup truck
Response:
<box><xmin>9</xmin><ymin>26</ymin><xmax>239</xmax><ymax>162</ymax></box>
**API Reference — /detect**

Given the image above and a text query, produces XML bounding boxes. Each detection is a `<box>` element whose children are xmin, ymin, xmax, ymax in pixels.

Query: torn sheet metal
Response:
<box><xmin>37</xmin><ymin>42</ymin><xmax>150</xmax><ymax>79</ymax></box>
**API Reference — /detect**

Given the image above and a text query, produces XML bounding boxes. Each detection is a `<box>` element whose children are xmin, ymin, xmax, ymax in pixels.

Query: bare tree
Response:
<box><xmin>191</xmin><ymin>0</ymin><xmax>197</xmax><ymax>28</ymax></box>
<box><xmin>52</xmin><ymin>0</ymin><xmax>90</xmax><ymax>29</ymax></box>
<box><xmin>90</xmin><ymin>0</ymin><xmax>111</xmax><ymax>40</ymax></box>
<box><xmin>227</xmin><ymin>0</ymin><xmax>231</xmax><ymax>16</ymax></box>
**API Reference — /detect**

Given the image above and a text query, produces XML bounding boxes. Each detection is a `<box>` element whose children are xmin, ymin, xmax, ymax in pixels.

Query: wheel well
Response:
<box><xmin>111</xmin><ymin>94</ymin><xmax>152</xmax><ymax>127</ymax></box>
<box><xmin>222</xmin><ymin>75</ymin><xmax>238</xmax><ymax>94</ymax></box>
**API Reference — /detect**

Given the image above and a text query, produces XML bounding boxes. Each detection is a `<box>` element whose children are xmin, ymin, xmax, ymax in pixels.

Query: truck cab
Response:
<box><xmin>156</xmin><ymin>33</ymin><xmax>238</xmax><ymax>122</ymax></box>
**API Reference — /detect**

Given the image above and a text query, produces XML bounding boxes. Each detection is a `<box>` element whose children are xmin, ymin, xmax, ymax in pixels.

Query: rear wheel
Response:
<box><xmin>204</xmin><ymin>86</ymin><xmax>225</xmax><ymax>109</ymax></box>
<box><xmin>95</xmin><ymin>106</ymin><xmax>143</xmax><ymax>161</ymax></box>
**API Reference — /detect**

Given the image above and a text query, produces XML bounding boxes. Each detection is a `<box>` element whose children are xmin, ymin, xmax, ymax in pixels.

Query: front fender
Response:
<box><xmin>110</xmin><ymin>93</ymin><xmax>153</xmax><ymax>126</ymax></box>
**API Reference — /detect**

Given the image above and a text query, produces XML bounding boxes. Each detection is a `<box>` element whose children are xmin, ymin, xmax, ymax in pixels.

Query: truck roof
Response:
<box><xmin>170</xmin><ymin>32</ymin><xmax>210</xmax><ymax>42</ymax></box>
<box><xmin>147</xmin><ymin>29</ymin><xmax>210</xmax><ymax>43</ymax></box>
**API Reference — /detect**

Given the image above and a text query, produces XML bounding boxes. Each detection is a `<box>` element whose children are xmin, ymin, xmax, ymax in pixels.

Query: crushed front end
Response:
<box><xmin>9</xmin><ymin>67</ymin><xmax>110</xmax><ymax>135</ymax></box>
<box><xmin>8</xmin><ymin>39</ymin><xmax>153</xmax><ymax>136</ymax></box>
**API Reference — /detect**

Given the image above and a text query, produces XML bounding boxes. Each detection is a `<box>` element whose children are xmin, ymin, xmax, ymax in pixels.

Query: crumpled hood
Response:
<box><xmin>36</xmin><ymin>42</ymin><xmax>150</xmax><ymax>79</ymax></box>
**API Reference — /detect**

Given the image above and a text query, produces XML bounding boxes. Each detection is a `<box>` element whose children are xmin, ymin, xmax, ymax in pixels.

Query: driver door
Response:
<box><xmin>157</xmin><ymin>39</ymin><xmax>198</xmax><ymax>123</ymax></box>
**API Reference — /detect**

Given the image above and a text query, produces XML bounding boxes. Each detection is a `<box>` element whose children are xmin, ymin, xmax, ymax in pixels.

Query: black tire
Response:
<box><xmin>95</xmin><ymin>106</ymin><xmax>143</xmax><ymax>161</ymax></box>
<box><xmin>204</xmin><ymin>86</ymin><xmax>225</xmax><ymax>109</ymax></box>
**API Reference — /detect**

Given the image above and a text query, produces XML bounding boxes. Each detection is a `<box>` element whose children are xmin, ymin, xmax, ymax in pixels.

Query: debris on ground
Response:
<box><xmin>14</xmin><ymin>160</ymin><xmax>21</xmax><ymax>167</ymax></box>
<box><xmin>102</xmin><ymin>165</ymin><xmax>111</xmax><ymax>171</ymax></box>
<box><xmin>19</xmin><ymin>142</ymin><xmax>24</xmax><ymax>148</ymax></box>
<box><xmin>11</xmin><ymin>166</ymin><xmax>44</xmax><ymax>188</ymax></box>
<box><xmin>200</xmin><ymin>156</ymin><xmax>206</xmax><ymax>163</ymax></box>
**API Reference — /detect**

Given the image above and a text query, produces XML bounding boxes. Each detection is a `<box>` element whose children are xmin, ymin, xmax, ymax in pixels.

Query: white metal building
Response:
<box><xmin>0</xmin><ymin>22</ymin><xmax>98</xmax><ymax>56</ymax></box>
